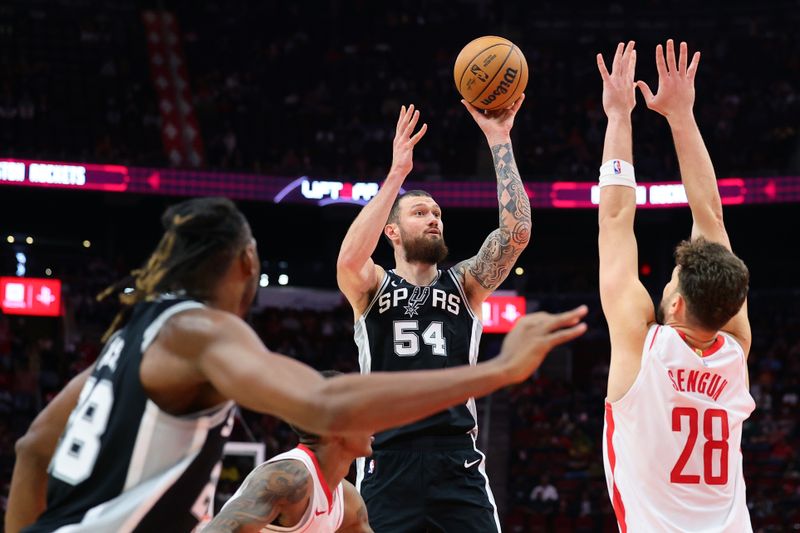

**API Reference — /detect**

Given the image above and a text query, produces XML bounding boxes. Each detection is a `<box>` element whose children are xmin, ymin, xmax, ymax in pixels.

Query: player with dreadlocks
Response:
<box><xmin>7</xmin><ymin>197</ymin><xmax>588</xmax><ymax>532</ymax></box>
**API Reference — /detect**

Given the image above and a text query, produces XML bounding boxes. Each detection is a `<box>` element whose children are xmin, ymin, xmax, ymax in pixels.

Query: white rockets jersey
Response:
<box><xmin>603</xmin><ymin>324</ymin><xmax>755</xmax><ymax>533</ymax></box>
<box><xmin>222</xmin><ymin>445</ymin><xmax>344</xmax><ymax>532</ymax></box>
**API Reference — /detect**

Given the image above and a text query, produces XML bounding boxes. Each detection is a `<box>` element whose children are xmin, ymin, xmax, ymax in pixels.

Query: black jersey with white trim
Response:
<box><xmin>23</xmin><ymin>296</ymin><xmax>235</xmax><ymax>533</ymax></box>
<box><xmin>355</xmin><ymin>269</ymin><xmax>482</xmax><ymax>448</ymax></box>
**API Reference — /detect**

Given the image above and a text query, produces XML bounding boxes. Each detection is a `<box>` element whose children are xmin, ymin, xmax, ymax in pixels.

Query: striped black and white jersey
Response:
<box><xmin>355</xmin><ymin>268</ymin><xmax>482</xmax><ymax>448</ymax></box>
<box><xmin>23</xmin><ymin>296</ymin><xmax>235</xmax><ymax>533</ymax></box>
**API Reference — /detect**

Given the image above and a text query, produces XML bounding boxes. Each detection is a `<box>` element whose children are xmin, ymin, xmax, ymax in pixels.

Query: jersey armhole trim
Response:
<box><xmin>297</xmin><ymin>444</ymin><xmax>333</xmax><ymax>512</ymax></box>
<box><xmin>607</xmin><ymin>323</ymin><xmax>660</xmax><ymax>411</ymax></box>
<box><xmin>359</xmin><ymin>272</ymin><xmax>390</xmax><ymax>319</ymax></box>
<box><xmin>140</xmin><ymin>300</ymin><xmax>206</xmax><ymax>353</ymax></box>
<box><xmin>447</xmin><ymin>268</ymin><xmax>480</xmax><ymax>322</ymax></box>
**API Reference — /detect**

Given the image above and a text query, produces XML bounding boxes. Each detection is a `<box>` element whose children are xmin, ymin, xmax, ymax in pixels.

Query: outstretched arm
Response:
<box><xmin>637</xmin><ymin>40</ymin><xmax>750</xmax><ymax>351</ymax></box>
<box><xmin>596</xmin><ymin>41</ymin><xmax>655</xmax><ymax>402</ymax></box>
<box><xmin>203</xmin><ymin>460</ymin><xmax>311</xmax><ymax>532</ymax></box>
<box><xmin>175</xmin><ymin>304</ymin><xmax>586</xmax><ymax>436</ymax></box>
<box><xmin>337</xmin><ymin>480</ymin><xmax>373</xmax><ymax>533</ymax></box>
<box><xmin>337</xmin><ymin>105</ymin><xmax>427</xmax><ymax>315</ymax></box>
<box><xmin>456</xmin><ymin>95</ymin><xmax>532</xmax><ymax>309</ymax></box>
<box><xmin>6</xmin><ymin>365</ymin><xmax>94</xmax><ymax>533</ymax></box>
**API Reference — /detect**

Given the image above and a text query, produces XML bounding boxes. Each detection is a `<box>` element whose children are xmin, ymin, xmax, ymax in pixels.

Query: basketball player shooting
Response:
<box><xmin>336</xmin><ymin>97</ymin><xmax>564</xmax><ymax>532</ymax></box>
<box><xmin>597</xmin><ymin>40</ymin><xmax>753</xmax><ymax>531</ymax></box>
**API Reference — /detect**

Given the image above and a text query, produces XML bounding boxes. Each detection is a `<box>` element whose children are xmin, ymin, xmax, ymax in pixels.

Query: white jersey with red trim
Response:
<box><xmin>603</xmin><ymin>324</ymin><xmax>755</xmax><ymax>533</ymax></box>
<box><xmin>221</xmin><ymin>445</ymin><xmax>344</xmax><ymax>533</ymax></box>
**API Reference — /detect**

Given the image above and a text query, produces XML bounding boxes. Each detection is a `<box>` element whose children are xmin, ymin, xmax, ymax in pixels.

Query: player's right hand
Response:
<box><xmin>390</xmin><ymin>104</ymin><xmax>427</xmax><ymax>177</ymax></box>
<box><xmin>497</xmin><ymin>305</ymin><xmax>588</xmax><ymax>384</ymax></box>
<box><xmin>636</xmin><ymin>40</ymin><xmax>700</xmax><ymax>123</ymax></box>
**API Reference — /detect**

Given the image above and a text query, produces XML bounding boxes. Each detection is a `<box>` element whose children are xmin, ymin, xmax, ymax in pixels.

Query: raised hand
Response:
<box><xmin>636</xmin><ymin>39</ymin><xmax>700</xmax><ymax>122</ymax></box>
<box><xmin>390</xmin><ymin>104</ymin><xmax>428</xmax><ymax>177</ymax></box>
<box><xmin>597</xmin><ymin>41</ymin><xmax>637</xmax><ymax>119</ymax></box>
<box><xmin>496</xmin><ymin>306</ymin><xmax>588</xmax><ymax>384</ymax></box>
<box><xmin>461</xmin><ymin>93</ymin><xmax>525</xmax><ymax>145</ymax></box>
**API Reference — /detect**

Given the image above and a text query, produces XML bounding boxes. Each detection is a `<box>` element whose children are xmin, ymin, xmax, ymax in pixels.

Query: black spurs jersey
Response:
<box><xmin>24</xmin><ymin>296</ymin><xmax>235</xmax><ymax>533</ymax></box>
<box><xmin>355</xmin><ymin>268</ymin><xmax>482</xmax><ymax>447</ymax></box>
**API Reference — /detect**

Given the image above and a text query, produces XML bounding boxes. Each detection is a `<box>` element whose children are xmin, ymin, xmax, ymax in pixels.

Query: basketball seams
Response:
<box><xmin>490</xmin><ymin>48</ymin><xmax>527</xmax><ymax>110</ymax></box>
<box><xmin>468</xmin><ymin>45</ymin><xmax>516</xmax><ymax>106</ymax></box>
<box><xmin>457</xmin><ymin>42</ymin><xmax>511</xmax><ymax>91</ymax></box>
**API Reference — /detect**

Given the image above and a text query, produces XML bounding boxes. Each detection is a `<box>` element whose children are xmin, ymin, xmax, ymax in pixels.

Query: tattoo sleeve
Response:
<box><xmin>458</xmin><ymin>143</ymin><xmax>532</xmax><ymax>291</ymax></box>
<box><xmin>203</xmin><ymin>460</ymin><xmax>310</xmax><ymax>533</ymax></box>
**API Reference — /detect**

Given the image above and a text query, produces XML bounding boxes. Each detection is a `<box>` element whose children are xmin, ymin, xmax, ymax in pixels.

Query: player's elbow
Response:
<box><xmin>14</xmin><ymin>431</ymin><xmax>49</xmax><ymax>464</ymax></box>
<box><xmin>336</xmin><ymin>250</ymin><xmax>361</xmax><ymax>276</ymax></box>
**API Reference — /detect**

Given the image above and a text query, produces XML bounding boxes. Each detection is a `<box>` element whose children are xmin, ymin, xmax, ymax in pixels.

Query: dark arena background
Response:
<box><xmin>1</xmin><ymin>1</ymin><xmax>799</xmax><ymax>531</ymax></box>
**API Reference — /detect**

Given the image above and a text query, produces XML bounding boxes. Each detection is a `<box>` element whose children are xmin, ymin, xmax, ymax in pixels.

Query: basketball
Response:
<box><xmin>454</xmin><ymin>36</ymin><xmax>528</xmax><ymax>110</ymax></box>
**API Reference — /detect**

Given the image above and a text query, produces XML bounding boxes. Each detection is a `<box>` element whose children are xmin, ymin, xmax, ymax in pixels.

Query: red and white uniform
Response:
<box><xmin>603</xmin><ymin>325</ymin><xmax>755</xmax><ymax>532</ymax></box>
<box><xmin>222</xmin><ymin>445</ymin><xmax>344</xmax><ymax>533</ymax></box>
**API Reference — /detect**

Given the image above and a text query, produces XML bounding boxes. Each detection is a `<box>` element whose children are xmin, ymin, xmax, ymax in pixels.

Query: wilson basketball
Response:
<box><xmin>454</xmin><ymin>36</ymin><xmax>528</xmax><ymax>110</ymax></box>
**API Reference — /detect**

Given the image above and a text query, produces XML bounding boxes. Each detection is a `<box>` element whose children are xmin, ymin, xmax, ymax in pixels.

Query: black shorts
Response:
<box><xmin>356</xmin><ymin>435</ymin><xmax>500</xmax><ymax>533</ymax></box>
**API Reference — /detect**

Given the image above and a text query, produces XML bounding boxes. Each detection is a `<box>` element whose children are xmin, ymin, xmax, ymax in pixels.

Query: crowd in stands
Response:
<box><xmin>1</xmin><ymin>256</ymin><xmax>797</xmax><ymax>532</ymax></box>
<box><xmin>2</xmin><ymin>1</ymin><xmax>799</xmax><ymax>182</ymax></box>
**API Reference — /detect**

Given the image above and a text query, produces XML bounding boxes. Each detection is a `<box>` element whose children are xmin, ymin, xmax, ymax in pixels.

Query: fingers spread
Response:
<box><xmin>687</xmin><ymin>51</ymin><xmax>701</xmax><ymax>79</ymax></box>
<box><xmin>397</xmin><ymin>105</ymin><xmax>407</xmax><ymax>130</ymax></box>
<box><xmin>404</xmin><ymin>109</ymin><xmax>420</xmax><ymax>137</ymax></box>
<box><xmin>655</xmin><ymin>44</ymin><xmax>668</xmax><ymax>79</ymax></box>
<box><xmin>611</xmin><ymin>42</ymin><xmax>624</xmax><ymax>73</ymax></box>
<box><xmin>635</xmin><ymin>80</ymin><xmax>654</xmax><ymax>101</ymax></box>
<box><xmin>410</xmin><ymin>123</ymin><xmax>428</xmax><ymax>145</ymax></box>
<box><xmin>597</xmin><ymin>53</ymin><xmax>611</xmax><ymax>81</ymax></box>
<box><xmin>666</xmin><ymin>39</ymin><xmax>677</xmax><ymax>73</ymax></box>
<box><xmin>678</xmin><ymin>41</ymin><xmax>688</xmax><ymax>74</ymax></box>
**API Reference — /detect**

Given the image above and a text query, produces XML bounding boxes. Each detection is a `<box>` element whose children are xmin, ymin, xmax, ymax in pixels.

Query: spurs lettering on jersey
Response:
<box><xmin>378</xmin><ymin>286</ymin><xmax>461</xmax><ymax>316</ymax></box>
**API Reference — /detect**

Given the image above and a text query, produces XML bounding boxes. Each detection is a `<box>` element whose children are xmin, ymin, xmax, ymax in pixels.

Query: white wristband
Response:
<box><xmin>598</xmin><ymin>159</ymin><xmax>636</xmax><ymax>188</ymax></box>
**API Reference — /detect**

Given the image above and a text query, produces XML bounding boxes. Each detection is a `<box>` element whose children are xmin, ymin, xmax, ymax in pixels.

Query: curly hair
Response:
<box><xmin>675</xmin><ymin>237</ymin><xmax>749</xmax><ymax>331</ymax></box>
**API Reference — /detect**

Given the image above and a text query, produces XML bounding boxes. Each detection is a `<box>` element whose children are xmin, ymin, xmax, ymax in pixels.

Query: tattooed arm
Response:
<box><xmin>203</xmin><ymin>460</ymin><xmax>311</xmax><ymax>533</ymax></box>
<box><xmin>457</xmin><ymin>95</ymin><xmax>532</xmax><ymax>309</ymax></box>
<box><xmin>337</xmin><ymin>480</ymin><xmax>373</xmax><ymax>533</ymax></box>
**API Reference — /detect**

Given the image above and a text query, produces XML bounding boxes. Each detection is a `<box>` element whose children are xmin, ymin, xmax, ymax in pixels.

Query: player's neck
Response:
<box><xmin>669</xmin><ymin>323</ymin><xmax>718</xmax><ymax>350</ymax></box>
<box><xmin>309</xmin><ymin>444</ymin><xmax>351</xmax><ymax>493</ymax></box>
<box><xmin>393</xmin><ymin>259</ymin><xmax>438</xmax><ymax>286</ymax></box>
<box><xmin>207</xmin><ymin>279</ymin><xmax>246</xmax><ymax>317</ymax></box>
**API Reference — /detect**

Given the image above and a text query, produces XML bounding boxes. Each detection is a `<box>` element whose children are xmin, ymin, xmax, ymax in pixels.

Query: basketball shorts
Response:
<box><xmin>356</xmin><ymin>434</ymin><xmax>500</xmax><ymax>533</ymax></box>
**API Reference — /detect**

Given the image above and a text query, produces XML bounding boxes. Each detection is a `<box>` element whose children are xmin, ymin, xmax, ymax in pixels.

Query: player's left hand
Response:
<box><xmin>636</xmin><ymin>39</ymin><xmax>700</xmax><ymax>123</ymax></box>
<box><xmin>461</xmin><ymin>93</ymin><xmax>525</xmax><ymax>144</ymax></box>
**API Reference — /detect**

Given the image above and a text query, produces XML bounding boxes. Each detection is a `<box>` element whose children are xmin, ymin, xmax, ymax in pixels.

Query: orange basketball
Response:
<box><xmin>454</xmin><ymin>36</ymin><xmax>528</xmax><ymax>110</ymax></box>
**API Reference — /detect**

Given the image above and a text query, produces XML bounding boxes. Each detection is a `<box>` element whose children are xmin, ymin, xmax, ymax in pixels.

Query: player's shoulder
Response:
<box><xmin>152</xmin><ymin>306</ymin><xmax>248</xmax><ymax>358</ymax></box>
<box><xmin>250</xmin><ymin>458</ymin><xmax>312</xmax><ymax>490</ymax></box>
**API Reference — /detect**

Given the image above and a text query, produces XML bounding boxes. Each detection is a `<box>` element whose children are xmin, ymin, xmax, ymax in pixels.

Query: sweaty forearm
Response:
<box><xmin>317</xmin><ymin>360</ymin><xmax>508</xmax><ymax>434</ymax></box>
<box><xmin>338</xmin><ymin>171</ymin><xmax>405</xmax><ymax>267</ymax></box>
